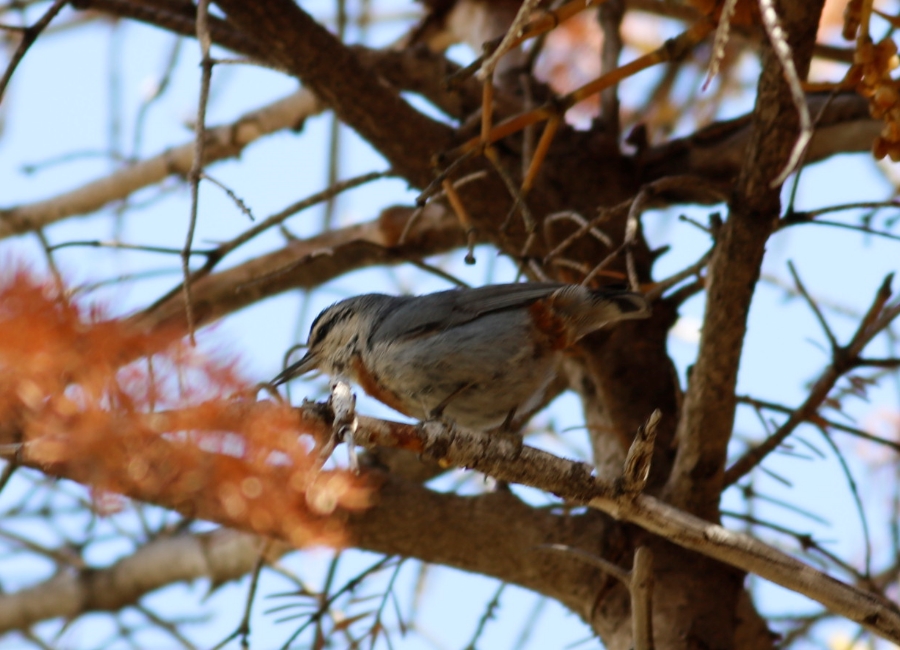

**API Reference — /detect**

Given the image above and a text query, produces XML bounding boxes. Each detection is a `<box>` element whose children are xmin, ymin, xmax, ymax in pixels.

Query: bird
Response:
<box><xmin>273</xmin><ymin>282</ymin><xmax>650</xmax><ymax>432</ymax></box>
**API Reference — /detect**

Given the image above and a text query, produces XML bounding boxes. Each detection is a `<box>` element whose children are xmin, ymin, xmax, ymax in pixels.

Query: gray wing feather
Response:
<box><xmin>370</xmin><ymin>283</ymin><xmax>565</xmax><ymax>342</ymax></box>
<box><xmin>444</xmin><ymin>282</ymin><xmax>566</xmax><ymax>316</ymax></box>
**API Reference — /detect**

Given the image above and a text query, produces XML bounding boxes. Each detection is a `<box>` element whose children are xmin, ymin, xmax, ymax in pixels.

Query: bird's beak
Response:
<box><xmin>271</xmin><ymin>350</ymin><xmax>318</xmax><ymax>386</ymax></box>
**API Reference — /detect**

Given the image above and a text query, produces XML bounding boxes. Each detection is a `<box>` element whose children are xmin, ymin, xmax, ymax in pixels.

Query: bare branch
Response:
<box><xmin>130</xmin><ymin>203</ymin><xmax>465</xmax><ymax>334</ymax></box>
<box><xmin>366</xmin><ymin>416</ymin><xmax>900</xmax><ymax>643</ymax></box>
<box><xmin>0</xmin><ymin>0</ymin><xmax>66</xmax><ymax>104</ymax></box>
<box><xmin>667</xmin><ymin>0</ymin><xmax>826</xmax><ymax>517</ymax></box>
<box><xmin>214</xmin><ymin>0</ymin><xmax>455</xmax><ymax>189</ymax></box>
<box><xmin>8</xmin><ymin>400</ymin><xmax>900</xmax><ymax>642</ymax></box>
<box><xmin>0</xmin><ymin>90</ymin><xmax>325</xmax><ymax>239</ymax></box>
<box><xmin>0</xmin><ymin>529</ymin><xmax>281</xmax><ymax>633</ymax></box>
<box><xmin>725</xmin><ymin>275</ymin><xmax>900</xmax><ymax>485</ymax></box>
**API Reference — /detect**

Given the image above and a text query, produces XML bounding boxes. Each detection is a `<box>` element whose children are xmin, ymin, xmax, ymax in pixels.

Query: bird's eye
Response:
<box><xmin>309</xmin><ymin>305</ymin><xmax>353</xmax><ymax>348</ymax></box>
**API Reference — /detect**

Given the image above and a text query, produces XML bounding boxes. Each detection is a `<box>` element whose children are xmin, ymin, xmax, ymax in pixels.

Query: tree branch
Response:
<box><xmin>638</xmin><ymin>93</ymin><xmax>879</xmax><ymax>188</ymax></box>
<box><xmin>0</xmin><ymin>90</ymin><xmax>324</xmax><ymax>239</ymax></box>
<box><xmin>129</xmin><ymin>203</ymin><xmax>466</xmax><ymax>334</ymax></box>
<box><xmin>6</xmin><ymin>404</ymin><xmax>899</xmax><ymax>643</ymax></box>
<box><xmin>666</xmin><ymin>0</ymin><xmax>826</xmax><ymax>517</ymax></box>
<box><xmin>213</xmin><ymin>0</ymin><xmax>455</xmax><ymax>189</ymax></box>
<box><xmin>0</xmin><ymin>528</ymin><xmax>279</xmax><ymax>632</ymax></box>
<box><xmin>725</xmin><ymin>276</ymin><xmax>900</xmax><ymax>484</ymax></box>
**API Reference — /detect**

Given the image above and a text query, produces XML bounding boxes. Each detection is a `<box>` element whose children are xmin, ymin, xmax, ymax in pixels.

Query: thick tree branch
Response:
<box><xmin>666</xmin><ymin>0</ymin><xmax>826</xmax><ymax>517</ymax></box>
<box><xmin>354</xmin><ymin>46</ymin><xmax>524</xmax><ymax>122</ymax></box>
<box><xmin>213</xmin><ymin>0</ymin><xmax>455</xmax><ymax>189</ymax></box>
<box><xmin>72</xmin><ymin>0</ymin><xmax>269</xmax><ymax>60</ymax></box>
<box><xmin>652</xmin><ymin>5</ymin><xmax>827</xmax><ymax>645</ymax></box>
<box><xmin>0</xmin><ymin>407</ymin><xmax>626</xmax><ymax>639</ymax></box>
<box><xmin>353</xmin><ymin>415</ymin><xmax>900</xmax><ymax>644</ymax></box>
<box><xmin>0</xmin><ymin>528</ymin><xmax>280</xmax><ymax>632</ymax></box>
<box><xmin>638</xmin><ymin>93</ymin><xmax>880</xmax><ymax>187</ymax></box>
<box><xmin>129</xmin><ymin>204</ymin><xmax>465</xmax><ymax>334</ymax></box>
<box><xmin>6</xmin><ymin>405</ymin><xmax>899</xmax><ymax>643</ymax></box>
<box><xmin>76</xmin><ymin>0</ymin><xmax>457</xmax><ymax>190</ymax></box>
<box><xmin>347</xmin><ymin>473</ymin><xmax>624</xmax><ymax>629</ymax></box>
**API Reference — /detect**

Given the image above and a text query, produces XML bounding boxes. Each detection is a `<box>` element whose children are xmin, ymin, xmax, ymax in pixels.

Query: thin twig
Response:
<box><xmin>0</xmin><ymin>0</ymin><xmax>66</xmax><ymax>104</ymax></box>
<box><xmin>49</xmin><ymin>240</ymin><xmax>215</xmax><ymax>256</ymax></box>
<box><xmin>183</xmin><ymin>0</ymin><xmax>214</xmax><ymax>344</ymax></box>
<box><xmin>132</xmin><ymin>36</ymin><xmax>183</xmax><ymax>159</ymax></box>
<box><xmin>759</xmin><ymin>0</ymin><xmax>812</xmax><ymax>186</ymax></box>
<box><xmin>399</xmin><ymin>171</ymin><xmax>488</xmax><ymax>244</ymax></box>
<box><xmin>648</xmin><ymin>248</ymin><xmax>713</xmax><ymax>302</ymax></box>
<box><xmin>367</xmin><ymin>557</ymin><xmax>405</xmax><ymax>650</ymax></box>
<box><xmin>787</xmin><ymin>261</ymin><xmax>839</xmax><ymax>352</ymax></box>
<box><xmin>0</xmin><ymin>460</ymin><xmax>18</xmax><ymax>497</ymax></box>
<box><xmin>136</xmin><ymin>603</ymin><xmax>200</xmax><ymax>649</ymax></box>
<box><xmin>537</xmin><ymin>544</ymin><xmax>630</xmax><ymax>584</ymax></box>
<box><xmin>441</xmin><ymin>178</ymin><xmax>478</xmax><ymax>264</ymax></box>
<box><xmin>462</xmin><ymin>582</ymin><xmax>506</xmax><ymax>650</ymax></box>
<box><xmin>814</xmin><ymin>425</ymin><xmax>872</xmax><ymax>578</ymax></box>
<box><xmin>322</xmin><ymin>0</ymin><xmax>348</xmax><ymax>229</ymax></box>
<box><xmin>34</xmin><ymin>228</ymin><xmax>64</xmax><ymax>295</ymax></box>
<box><xmin>273</xmin><ymin>554</ymin><xmax>396</xmax><ymax>649</ymax></box>
<box><xmin>201</xmin><ymin>172</ymin><xmax>255</xmax><ymax>221</ymax></box>
<box><xmin>725</xmin><ymin>275</ymin><xmax>899</xmax><ymax>485</ymax></box>
<box><xmin>704</xmin><ymin>0</ymin><xmax>738</xmax><ymax>90</ymax></box>
<box><xmin>583</xmin><ymin>185</ymin><xmax>652</xmax><ymax>290</ymax></box>
<box><xmin>543</xmin><ymin>210</ymin><xmax>615</xmax><ymax>261</ymax></box>
<box><xmin>477</xmin><ymin>0</ymin><xmax>542</xmax><ymax>80</ymax></box>
<box><xmin>146</xmin><ymin>171</ymin><xmax>389</xmax><ymax>314</ymax></box>
<box><xmin>784</xmin><ymin>92</ymin><xmax>838</xmax><ymax>216</ymax></box>
<box><xmin>484</xmin><ymin>146</ymin><xmax>534</xmax><ymax>233</ymax></box>
<box><xmin>740</xmin><ymin>483</ymin><xmax>831</xmax><ymax>525</ymax></box>
<box><xmin>598</xmin><ymin>0</ymin><xmax>625</xmax><ymax>137</ymax></box>
<box><xmin>416</xmin><ymin>150</ymin><xmax>475</xmax><ymax>206</ymax></box>
<box><xmin>211</xmin><ymin>539</ymin><xmax>271</xmax><ymax>649</ymax></box>
<box><xmin>780</xmin><ymin>214</ymin><xmax>900</xmax><ymax>243</ymax></box>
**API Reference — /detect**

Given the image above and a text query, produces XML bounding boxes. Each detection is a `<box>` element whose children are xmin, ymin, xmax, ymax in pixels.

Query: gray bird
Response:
<box><xmin>273</xmin><ymin>283</ymin><xmax>650</xmax><ymax>431</ymax></box>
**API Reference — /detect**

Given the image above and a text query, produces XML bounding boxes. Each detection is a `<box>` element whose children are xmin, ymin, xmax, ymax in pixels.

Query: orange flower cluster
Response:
<box><xmin>0</xmin><ymin>268</ymin><xmax>369</xmax><ymax>547</ymax></box>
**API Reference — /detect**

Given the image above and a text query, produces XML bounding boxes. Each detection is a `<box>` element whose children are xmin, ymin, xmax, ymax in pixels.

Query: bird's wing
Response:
<box><xmin>370</xmin><ymin>283</ymin><xmax>565</xmax><ymax>342</ymax></box>
<box><xmin>442</xmin><ymin>282</ymin><xmax>568</xmax><ymax>321</ymax></box>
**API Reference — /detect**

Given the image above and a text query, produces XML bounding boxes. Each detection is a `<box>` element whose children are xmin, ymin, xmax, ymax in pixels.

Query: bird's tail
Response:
<box><xmin>549</xmin><ymin>286</ymin><xmax>651</xmax><ymax>342</ymax></box>
<box><xmin>592</xmin><ymin>289</ymin><xmax>651</xmax><ymax>321</ymax></box>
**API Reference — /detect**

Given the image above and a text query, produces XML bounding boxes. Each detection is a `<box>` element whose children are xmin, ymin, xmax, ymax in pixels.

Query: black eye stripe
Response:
<box><xmin>309</xmin><ymin>305</ymin><xmax>354</xmax><ymax>348</ymax></box>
